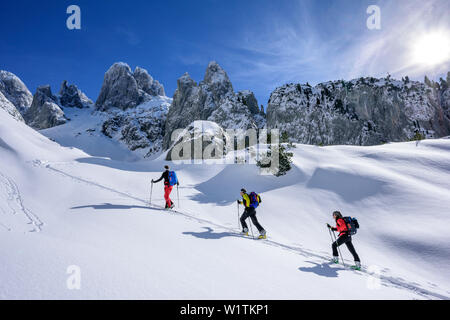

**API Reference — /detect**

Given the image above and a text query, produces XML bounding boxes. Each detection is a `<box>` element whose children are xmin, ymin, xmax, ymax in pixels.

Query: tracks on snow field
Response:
<box><xmin>0</xmin><ymin>171</ymin><xmax>44</xmax><ymax>232</ymax></box>
<box><xmin>37</xmin><ymin>161</ymin><xmax>449</xmax><ymax>300</ymax></box>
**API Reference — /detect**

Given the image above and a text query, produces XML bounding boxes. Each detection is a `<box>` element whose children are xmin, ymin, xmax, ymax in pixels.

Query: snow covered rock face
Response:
<box><xmin>24</xmin><ymin>86</ymin><xmax>66</xmax><ymax>130</ymax></box>
<box><xmin>267</xmin><ymin>77</ymin><xmax>450</xmax><ymax>145</ymax></box>
<box><xmin>59</xmin><ymin>80</ymin><xmax>93</xmax><ymax>109</ymax></box>
<box><xmin>0</xmin><ymin>91</ymin><xmax>24</xmax><ymax>122</ymax></box>
<box><xmin>95</xmin><ymin>63</ymin><xmax>164</xmax><ymax>111</ymax></box>
<box><xmin>237</xmin><ymin>90</ymin><xmax>260</xmax><ymax>115</ymax></box>
<box><xmin>163</xmin><ymin>61</ymin><xmax>265</xmax><ymax>150</ymax></box>
<box><xmin>0</xmin><ymin>70</ymin><xmax>33</xmax><ymax>114</ymax></box>
<box><xmin>133</xmin><ymin>67</ymin><xmax>165</xmax><ymax>97</ymax></box>
<box><xmin>101</xmin><ymin>97</ymin><xmax>171</xmax><ymax>155</ymax></box>
<box><xmin>166</xmin><ymin>120</ymin><xmax>229</xmax><ymax>161</ymax></box>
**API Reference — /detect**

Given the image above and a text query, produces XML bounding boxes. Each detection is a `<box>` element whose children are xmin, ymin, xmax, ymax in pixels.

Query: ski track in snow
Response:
<box><xmin>37</xmin><ymin>161</ymin><xmax>449</xmax><ymax>300</ymax></box>
<box><xmin>0</xmin><ymin>171</ymin><xmax>44</xmax><ymax>232</ymax></box>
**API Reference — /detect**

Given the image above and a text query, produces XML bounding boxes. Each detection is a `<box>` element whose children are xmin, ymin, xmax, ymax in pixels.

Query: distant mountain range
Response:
<box><xmin>1</xmin><ymin>64</ymin><xmax>449</xmax><ymax>158</ymax></box>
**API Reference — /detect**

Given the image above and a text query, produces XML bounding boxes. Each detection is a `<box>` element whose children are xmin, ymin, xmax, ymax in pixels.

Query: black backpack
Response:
<box><xmin>343</xmin><ymin>217</ymin><xmax>359</xmax><ymax>235</ymax></box>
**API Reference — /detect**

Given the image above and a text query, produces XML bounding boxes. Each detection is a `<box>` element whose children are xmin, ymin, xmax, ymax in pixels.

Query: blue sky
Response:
<box><xmin>1</xmin><ymin>0</ymin><xmax>449</xmax><ymax>107</ymax></box>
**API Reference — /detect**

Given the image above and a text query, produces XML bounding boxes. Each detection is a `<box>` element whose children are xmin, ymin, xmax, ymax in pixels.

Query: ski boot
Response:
<box><xmin>258</xmin><ymin>230</ymin><xmax>267</xmax><ymax>239</ymax></box>
<box><xmin>170</xmin><ymin>202</ymin><xmax>175</xmax><ymax>209</ymax></box>
<box><xmin>242</xmin><ymin>228</ymin><xmax>249</xmax><ymax>236</ymax></box>
<box><xmin>351</xmin><ymin>261</ymin><xmax>361</xmax><ymax>271</ymax></box>
<box><xmin>330</xmin><ymin>257</ymin><xmax>339</xmax><ymax>264</ymax></box>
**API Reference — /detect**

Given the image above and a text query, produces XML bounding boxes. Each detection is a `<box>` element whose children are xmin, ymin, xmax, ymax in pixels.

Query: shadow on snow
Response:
<box><xmin>298</xmin><ymin>261</ymin><xmax>342</xmax><ymax>278</ymax></box>
<box><xmin>183</xmin><ymin>227</ymin><xmax>242</xmax><ymax>240</ymax></box>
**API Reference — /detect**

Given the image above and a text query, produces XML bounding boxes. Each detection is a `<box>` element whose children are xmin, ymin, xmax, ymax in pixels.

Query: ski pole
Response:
<box><xmin>149</xmin><ymin>181</ymin><xmax>153</xmax><ymax>206</ymax></box>
<box><xmin>332</xmin><ymin>230</ymin><xmax>346</xmax><ymax>267</ymax></box>
<box><xmin>327</xmin><ymin>226</ymin><xmax>334</xmax><ymax>242</ymax></box>
<box><xmin>177</xmin><ymin>184</ymin><xmax>180</xmax><ymax>209</ymax></box>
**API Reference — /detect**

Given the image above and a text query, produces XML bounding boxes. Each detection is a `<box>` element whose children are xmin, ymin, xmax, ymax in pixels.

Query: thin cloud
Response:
<box><xmin>116</xmin><ymin>27</ymin><xmax>141</xmax><ymax>46</ymax></box>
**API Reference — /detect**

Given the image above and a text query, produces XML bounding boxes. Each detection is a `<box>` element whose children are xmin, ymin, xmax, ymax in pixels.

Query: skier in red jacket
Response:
<box><xmin>152</xmin><ymin>165</ymin><xmax>179</xmax><ymax>209</ymax></box>
<box><xmin>327</xmin><ymin>211</ymin><xmax>361</xmax><ymax>269</ymax></box>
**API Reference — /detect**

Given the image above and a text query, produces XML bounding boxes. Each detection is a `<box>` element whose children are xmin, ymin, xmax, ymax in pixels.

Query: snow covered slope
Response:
<box><xmin>40</xmin><ymin>96</ymin><xmax>172</xmax><ymax>161</ymax></box>
<box><xmin>1</xmin><ymin>107</ymin><xmax>450</xmax><ymax>299</ymax></box>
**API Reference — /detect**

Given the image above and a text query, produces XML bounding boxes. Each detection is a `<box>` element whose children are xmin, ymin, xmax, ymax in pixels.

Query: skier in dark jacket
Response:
<box><xmin>327</xmin><ymin>210</ymin><xmax>361</xmax><ymax>270</ymax></box>
<box><xmin>152</xmin><ymin>165</ymin><xmax>179</xmax><ymax>209</ymax></box>
<box><xmin>237</xmin><ymin>188</ymin><xmax>266</xmax><ymax>239</ymax></box>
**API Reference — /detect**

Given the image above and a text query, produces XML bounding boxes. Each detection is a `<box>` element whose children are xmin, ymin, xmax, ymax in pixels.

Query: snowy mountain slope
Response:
<box><xmin>1</xmin><ymin>107</ymin><xmax>450</xmax><ymax>299</ymax></box>
<box><xmin>40</xmin><ymin>96</ymin><xmax>172</xmax><ymax>161</ymax></box>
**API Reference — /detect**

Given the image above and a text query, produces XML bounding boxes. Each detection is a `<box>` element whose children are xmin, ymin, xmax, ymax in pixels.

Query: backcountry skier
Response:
<box><xmin>237</xmin><ymin>188</ymin><xmax>266</xmax><ymax>239</ymax></box>
<box><xmin>327</xmin><ymin>210</ymin><xmax>361</xmax><ymax>270</ymax></box>
<box><xmin>152</xmin><ymin>165</ymin><xmax>179</xmax><ymax>209</ymax></box>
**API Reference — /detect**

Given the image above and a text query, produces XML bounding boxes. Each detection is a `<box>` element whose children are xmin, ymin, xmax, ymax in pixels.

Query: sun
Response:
<box><xmin>412</xmin><ymin>31</ymin><xmax>450</xmax><ymax>66</ymax></box>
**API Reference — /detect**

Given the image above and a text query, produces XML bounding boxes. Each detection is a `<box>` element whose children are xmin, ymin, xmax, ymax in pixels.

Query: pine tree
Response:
<box><xmin>257</xmin><ymin>133</ymin><xmax>293</xmax><ymax>176</ymax></box>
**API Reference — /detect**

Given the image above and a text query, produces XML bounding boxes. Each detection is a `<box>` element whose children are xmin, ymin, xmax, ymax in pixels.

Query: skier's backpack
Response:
<box><xmin>249</xmin><ymin>192</ymin><xmax>261</xmax><ymax>208</ymax></box>
<box><xmin>343</xmin><ymin>216</ymin><xmax>359</xmax><ymax>235</ymax></box>
<box><xmin>168</xmin><ymin>171</ymin><xmax>178</xmax><ymax>186</ymax></box>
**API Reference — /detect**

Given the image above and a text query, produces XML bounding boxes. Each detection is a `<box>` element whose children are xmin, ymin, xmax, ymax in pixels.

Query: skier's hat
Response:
<box><xmin>240</xmin><ymin>188</ymin><xmax>247</xmax><ymax>193</ymax></box>
<box><xmin>332</xmin><ymin>210</ymin><xmax>342</xmax><ymax>218</ymax></box>
<box><xmin>164</xmin><ymin>165</ymin><xmax>169</xmax><ymax>170</ymax></box>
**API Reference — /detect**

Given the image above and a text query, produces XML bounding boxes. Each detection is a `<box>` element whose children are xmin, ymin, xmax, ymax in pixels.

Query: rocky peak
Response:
<box><xmin>34</xmin><ymin>85</ymin><xmax>57</xmax><ymax>104</ymax></box>
<box><xmin>0</xmin><ymin>70</ymin><xmax>33</xmax><ymax>114</ymax></box>
<box><xmin>59</xmin><ymin>80</ymin><xmax>93</xmax><ymax>109</ymax></box>
<box><xmin>96</xmin><ymin>62</ymin><xmax>165</xmax><ymax>111</ymax></box>
<box><xmin>24</xmin><ymin>85</ymin><xmax>66</xmax><ymax>130</ymax></box>
<box><xmin>133</xmin><ymin>67</ymin><xmax>165</xmax><ymax>97</ymax></box>
<box><xmin>203</xmin><ymin>61</ymin><xmax>231</xmax><ymax>86</ymax></box>
<box><xmin>237</xmin><ymin>90</ymin><xmax>260</xmax><ymax>115</ymax></box>
<box><xmin>96</xmin><ymin>62</ymin><xmax>140</xmax><ymax>111</ymax></box>
<box><xmin>163</xmin><ymin>62</ymin><xmax>262</xmax><ymax>150</ymax></box>
<box><xmin>177</xmin><ymin>72</ymin><xmax>197</xmax><ymax>90</ymax></box>
<box><xmin>201</xmin><ymin>61</ymin><xmax>234</xmax><ymax>101</ymax></box>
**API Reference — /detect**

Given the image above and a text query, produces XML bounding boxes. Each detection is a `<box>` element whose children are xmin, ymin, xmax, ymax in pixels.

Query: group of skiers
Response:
<box><xmin>152</xmin><ymin>165</ymin><xmax>361</xmax><ymax>270</ymax></box>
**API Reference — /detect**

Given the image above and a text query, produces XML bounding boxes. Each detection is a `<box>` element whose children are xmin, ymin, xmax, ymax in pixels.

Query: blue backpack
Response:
<box><xmin>249</xmin><ymin>192</ymin><xmax>261</xmax><ymax>208</ymax></box>
<box><xmin>168</xmin><ymin>171</ymin><xmax>178</xmax><ymax>186</ymax></box>
<box><xmin>343</xmin><ymin>216</ymin><xmax>359</xmax><ymax>235</ymax></box>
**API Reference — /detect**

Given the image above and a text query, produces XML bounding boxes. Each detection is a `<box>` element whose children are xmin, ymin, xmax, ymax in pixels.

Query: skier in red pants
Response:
<box><xmin>152</xmin><ymin>165</ymin><xmax>179</xmax><ymax>209</ymax></box>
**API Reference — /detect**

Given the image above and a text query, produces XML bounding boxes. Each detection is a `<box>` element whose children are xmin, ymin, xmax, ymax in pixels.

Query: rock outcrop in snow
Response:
<box><xmin>101</xmin><ymin>97</ymin><xmax>172</xmax><ymax>156</ymax></box>
<box><xmin>0</xmin><ymin>91</ymin><xmax>24</xmax><ymax>122</ymax></box>
<box><xmin>266</xmin><ymin>75</ymin><xmax>450</xmax><ymax>145</ymax></box>
<box><xmin>0</xmin><ymin>70</ymin><xmax>33</xmax><ymax>114</ymax></box>
<box><xmin>24</xmin><ymin>86</ymin><xmax>66</xmax><ymax>129</ymax></box>
<box><xmin>165</xmin><ymin>120</ymin><xmax>229</xmax><ymax>160</ymax></box>
<box><xmin>95</xmin><ymin>63</ymin><xmax>164</xmax><ymax>111</ymax></box>
<box><xmin>59</xmin><ymin>80</ymin><xmax>93</xmax><ymax>109</ymax></box>
<box><xmin>163</xmin><ymin>62</ymin><xmax>265</xmax><ymax>150</ymax></box>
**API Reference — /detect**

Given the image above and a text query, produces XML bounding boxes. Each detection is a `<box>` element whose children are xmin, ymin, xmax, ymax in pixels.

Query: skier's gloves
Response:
<box><xmin>327</xmin><ymin>223</ymin><xmax>332</xmax><ymax>229</ymax></box>
<box><xmin>237</xmin><ymin>200</ymin><xmax>241</xmax><ymax>205</ymax></box>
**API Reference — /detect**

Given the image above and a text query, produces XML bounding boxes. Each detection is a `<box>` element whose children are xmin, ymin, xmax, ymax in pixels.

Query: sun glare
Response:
<box><xmin>412</xmin><ymin>31</ymin><xmax>450</xmax><ymax>66</ymax></box>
